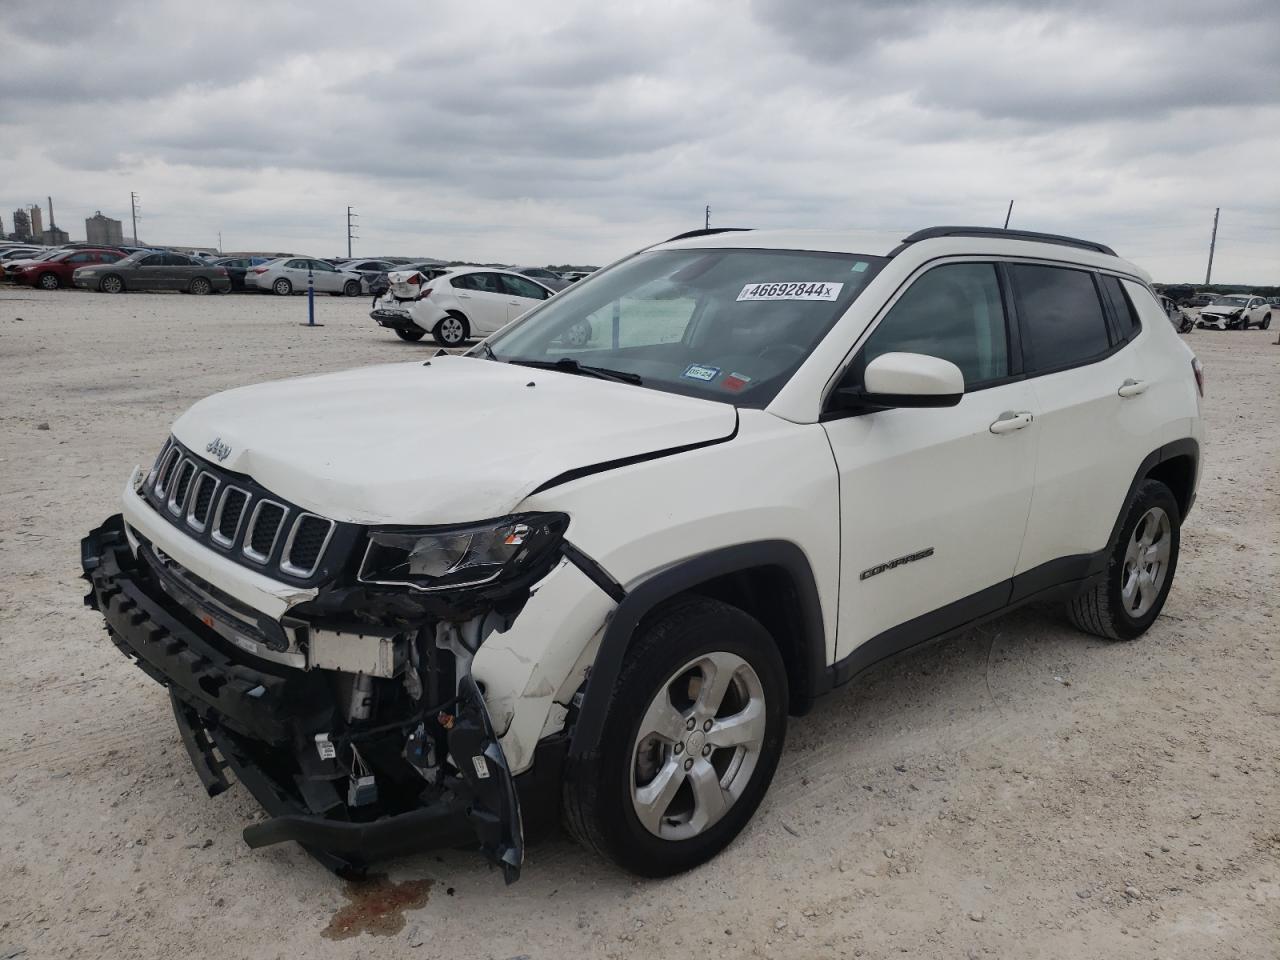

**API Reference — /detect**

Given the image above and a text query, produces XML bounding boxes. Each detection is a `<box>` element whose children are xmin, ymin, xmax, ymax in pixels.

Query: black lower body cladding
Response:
<box><xmin>80</xmin><ymin>514</ymin><xmax>537</xmax><ymax>881</ymax></box>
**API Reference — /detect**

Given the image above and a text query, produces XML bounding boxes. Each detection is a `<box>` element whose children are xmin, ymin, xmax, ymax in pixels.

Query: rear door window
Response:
<box><xmin>1008</xmin><ymin>264</ymin><xmax>1111</xmax><ymax>374</ymax></box>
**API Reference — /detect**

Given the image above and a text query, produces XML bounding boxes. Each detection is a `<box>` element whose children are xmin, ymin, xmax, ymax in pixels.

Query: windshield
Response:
<box><xmin>1210</xmin><ymin>295</ymin><xmax>1248</xmax><ymax>306</ymax></box>
<box><xmin>484</xmin><ymin>248</ymin><xmax>885</xmax><ymax>406</ymax></box>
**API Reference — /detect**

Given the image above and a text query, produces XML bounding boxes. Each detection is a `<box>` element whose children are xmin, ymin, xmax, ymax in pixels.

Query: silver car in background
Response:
<box><xmin>246</xmin><ymin>257</ymin><xmax>364</xmax><ymax>296</ymax></box>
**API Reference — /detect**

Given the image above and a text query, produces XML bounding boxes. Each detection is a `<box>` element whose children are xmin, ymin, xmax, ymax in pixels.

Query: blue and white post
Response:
<box><xmin>300</xmin><ymin>261</ymin><xmax>323</xmax><ymax>327</ymax></box>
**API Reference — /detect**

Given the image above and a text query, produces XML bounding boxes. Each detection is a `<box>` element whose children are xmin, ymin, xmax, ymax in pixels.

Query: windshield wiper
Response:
<box><xmin>508</xmin><ymin>357</ymin><xmax>643</xmax><ymax>385</ymax></box>
<box><xmin>475</xmin><ymin>340</ymin><xmax>498</xmax><ymax>361</ymax></box>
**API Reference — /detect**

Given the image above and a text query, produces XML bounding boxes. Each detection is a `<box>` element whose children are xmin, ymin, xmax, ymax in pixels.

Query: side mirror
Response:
<box><xmin>833</xmin><ymin>352</ymin><xmax>965</xmax><ymax>412</ymax></box>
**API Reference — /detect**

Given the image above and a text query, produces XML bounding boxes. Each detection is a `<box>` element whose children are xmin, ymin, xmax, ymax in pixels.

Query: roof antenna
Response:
<box><xmin>1003</xmin><ymin>200</ymin><xmax>1014</xmax><ymax>229</ymax></box>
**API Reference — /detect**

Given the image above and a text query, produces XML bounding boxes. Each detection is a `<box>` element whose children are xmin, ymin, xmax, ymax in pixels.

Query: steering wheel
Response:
<box><xmin>757</xmin><ymin>343</ymin><xmax>805</xmax><ymax>362</ymax></box>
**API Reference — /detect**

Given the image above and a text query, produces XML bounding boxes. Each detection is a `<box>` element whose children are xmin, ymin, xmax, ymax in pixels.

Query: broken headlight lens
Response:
<box><xmin>358</xmin><ymin>513</ymin><xmax>569</xmax><ymax>592</ymax></box>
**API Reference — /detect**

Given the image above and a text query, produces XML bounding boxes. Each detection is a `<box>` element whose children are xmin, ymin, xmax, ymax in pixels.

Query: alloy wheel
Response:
<box><xmin>439</xmin><ymin>317</ymin><xmax>465</xmax><ymax>344</ymax></box>
<box><xmin>630</xmin><ymin>651</ymin><xmax>767</xmax><ymax>841</ymax></box>
<box><xmin>1121</xmin><ymin>506</ymin><xmax>1171</xmax><ymax>618</ymax></box>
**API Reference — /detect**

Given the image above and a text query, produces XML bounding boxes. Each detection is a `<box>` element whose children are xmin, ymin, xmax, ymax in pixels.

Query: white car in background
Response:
<box><xmin>246</xmin><ymin>257</ymin><xmax>364</xmax><ymax>297</ymax></box>
<box><xmin>1195</xmin><ymin>295</ymin><xmax>1272</xmax><ymax>330</ymax></box>
<box><xmin>370</xmin><ymin>265</ymin><xmax>554</xmax><ymax>345</ymax></box>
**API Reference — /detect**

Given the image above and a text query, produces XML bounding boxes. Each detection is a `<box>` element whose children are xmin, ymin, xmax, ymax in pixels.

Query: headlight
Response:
<box><xmin>358</xmin><ymin>513</ymin><xmax>569</xmax><ymax>592</ymax></box>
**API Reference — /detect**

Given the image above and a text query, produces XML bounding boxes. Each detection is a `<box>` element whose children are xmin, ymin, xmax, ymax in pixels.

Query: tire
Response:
<box><xmin>1263</xmin><ymin>314</ymin><xmax>1272</xmax><ymax>330</ymax></box>
<box><xmin>343</xmin><ymin>279</ymin><xmax>361</xmax><ymax>297</ymax></box>
<box><xmin>1067</xmin><ymin>479</ymin><xmax>1180</xmax><ymax>641</ymax></box>
<box><xmin>432</xmin><ymin>314</ymin><xmax>469</xmax><ymax>347</ymax></box>
<box><xmin>99</xmin><ymin>274</ymin><xmax>124</xmax><ymax>294</ymax></box>
<box><xmin>272</xmin><ymin>277</ymin><xmax>293</xmax><ymax>296</ymax></box>
<box><xmin>395</xmin><ymin>327</ymin><xmax>426</xmax><ymax>342</ymax></box>
<box><xmin>37</xmin><ymin>272</ymin><xmax>60</xmax><ymax>290</ymax></box>
<box><xmin>563</xmin><ymin>596</ymin><xmax>788</xmax><ymax>877</ymax></box>
<box><xmin>189</xmin><ymin>277</ymin><xmax>211</xmax><ymax>296</ymax></box>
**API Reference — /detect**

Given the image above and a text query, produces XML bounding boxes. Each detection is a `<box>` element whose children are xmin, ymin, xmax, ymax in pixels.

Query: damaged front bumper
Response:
<box><xmin>81</xmin><ymin>514</ymin><xmax>541</xmax><ymax>882</ymax></box>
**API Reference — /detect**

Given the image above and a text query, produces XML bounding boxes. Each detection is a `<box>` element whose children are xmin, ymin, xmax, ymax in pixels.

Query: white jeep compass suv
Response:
<box><xmin>82</xmin><ymin>226</ymin><xmax>1204</xmax><ymax>883</ymax></box>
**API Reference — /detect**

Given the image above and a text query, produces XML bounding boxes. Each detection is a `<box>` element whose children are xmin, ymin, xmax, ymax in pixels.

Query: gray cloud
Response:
<box><xmin>1</xmin><ymin>0</ymin><xmax>1276</xmax><ymax>280</ymax></box>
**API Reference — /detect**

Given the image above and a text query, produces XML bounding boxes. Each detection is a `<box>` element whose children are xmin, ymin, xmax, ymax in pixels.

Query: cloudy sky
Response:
<box><xmin>2</xmin><ymin>0</ymin><xmax>1277</xmax><ymax>281</ymax></box>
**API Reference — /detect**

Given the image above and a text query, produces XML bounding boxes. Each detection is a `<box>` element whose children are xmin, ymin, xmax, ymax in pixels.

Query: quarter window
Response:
<box><xmin>1098</xmin><ymin>274</ymin><xmax>1140</xmax><ymax>340</ymax></box>
<box><xmin>1009</xmin><ymin>264</ymin><xmax>1111</xmax><ymax>373</ymax></box>
<box><xmin>856</xmin><ymin>263</ymin><xmax>1009</xmax><ymax>389</ymax></box>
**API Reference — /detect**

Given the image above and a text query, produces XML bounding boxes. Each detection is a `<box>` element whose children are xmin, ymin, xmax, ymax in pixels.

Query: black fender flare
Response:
<box><xmin>1107</xmin><ymin>437</ymin><xmax>1199</xmax><ymax>549</ymax></box>
<box><xmin>565</xmin><ymin>540</ymin><xmax>827</xmax><ymax>770</ymax></box>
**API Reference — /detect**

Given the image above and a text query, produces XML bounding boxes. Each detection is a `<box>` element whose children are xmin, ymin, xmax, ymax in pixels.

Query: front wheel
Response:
<box><xmin>1067</xmin><ymin>479</ymin><xmax>1180</xmax><ymax>640</ymax></box>
<box><xmin>432</xmin><ymin>314</ymin><xmax>469</xmax><ymax>347</ymax></box>
<box><xmin>395</xmin><ymin>327</ymin><xmax>426</xmax><ymax>341</ymax></box>
<box><xmin>37</xmin><ymin>272</ymin><xmax>60</xmax><ymax>290</ymax></box>
<box><xmin>272</xmin><ymin>277</ymin><xmax>293</xmax><ymax>296</ymax></box>
<box><xmin>1262</xmin><ymin>314</ymin><xmax>1272</xmax><ymax>330</ymax></box>
<box><xmin>100</xmin><ymin>274</ymin><xmax>124</xmax><ymax>294</ymax></box>
<box><xmin>563</xmin><ymin>596</ymin><xmax>787</xmax><ymax>876</ymax></box>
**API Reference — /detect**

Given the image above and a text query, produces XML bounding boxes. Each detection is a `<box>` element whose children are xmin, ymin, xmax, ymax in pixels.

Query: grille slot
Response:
<box><xmin>186</xmin><ymin>473</ymin><xmax>219</xmax><ymax>531</ymax></box>
<box><xmin>280</xmin><ymin>514</ymin><xmax>335</xmax><ymax>578</ymax></box>
<box><xmin>168</xmin><ymin>460</ymin><xmax>196</xmax><ymax>515</ymax></box>
<box><xmin>154</xmin><ymin>447</ymin><xmax>182</xmax><ymax>499</ymax></box>
<box><xmin>212</xmin><ymin>487</ymin><xmax>249</xmax><ymax>546</ymax></box>
<box><xmin>243</xmin><ymin>500</ymin><xmax>287</xmax><ymax>563</ymax></box>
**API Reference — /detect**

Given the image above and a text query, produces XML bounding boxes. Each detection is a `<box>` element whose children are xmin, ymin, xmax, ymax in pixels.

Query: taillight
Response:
<box><xmin>415</xmin><ymin>286</ymin><xmax>433</xmax><ymax>301</ymax></box>
<box><xmin>251</xmin><ymin>266</ymin><xmax>268</xmax><ymax>274</ymax></box>
<box><xmin>217</xmin><ymin>267</ymin><xmax>228</xmax><ymax>275</ymax></box>
<box><xmin>1191</xmin><ymin>356</ymin><xmax>1204</xmax><ymax>397</ymax></box>
<box><xmin>406</xmin><ymin>273</ymin><xmax>421</xmax><ymax>285</ymax></box>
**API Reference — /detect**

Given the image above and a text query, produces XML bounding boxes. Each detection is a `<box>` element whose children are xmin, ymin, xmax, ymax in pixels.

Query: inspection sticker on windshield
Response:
<box><xmin>683</xmin><ymin>363</ymin><xmax>721</xmax><ymax>382</ymax></box>
<box><xmin>737</xmin><ymin>281</ymin><xmax>843</xmax><ymax>302</ymax></box>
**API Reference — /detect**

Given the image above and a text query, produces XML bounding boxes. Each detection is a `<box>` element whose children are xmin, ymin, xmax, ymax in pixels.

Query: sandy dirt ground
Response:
<box><xmin>0</xmin><ymin>287</ymin><xmax>1276</xmax><ymax>960</ymax></box>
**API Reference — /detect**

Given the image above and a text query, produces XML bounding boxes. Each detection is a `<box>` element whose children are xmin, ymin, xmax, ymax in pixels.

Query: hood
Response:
<box><xmin>171</xmin><ymin>355</ymin><xmax>737</xmax><ymax>525</ymax></box>
<box><xmin>1200</xmin><ymin>303</ymin><xmax>1244</xmax><ymax>315</ymax></box>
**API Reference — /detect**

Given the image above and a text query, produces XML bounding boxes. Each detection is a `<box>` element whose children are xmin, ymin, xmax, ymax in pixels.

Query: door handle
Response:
<box><xmin>1117</xmin><ymin>378</ymin><xmax>1149</xmax><ymax>398</ymax></box>
<box><xmin>457</xmin><ymin>292</ymin><xmax>471</xmax><ymax>299</ymax></box>
<box><xmin>990</xmin><ymin>410</ymin><xmax>1033</xmax><ymax>435</ymax></box>
<box><xmin>508</xmin><ymin>300</ymin><xmax>521</xmax><ymax>305</ymax></box>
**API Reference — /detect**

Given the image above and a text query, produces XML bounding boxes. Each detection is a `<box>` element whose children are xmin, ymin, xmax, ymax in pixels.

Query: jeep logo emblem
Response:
<box><xmin>205</xmin><ymin>437</ymin><xmax>232</xmax><ymax>462</ymax></box>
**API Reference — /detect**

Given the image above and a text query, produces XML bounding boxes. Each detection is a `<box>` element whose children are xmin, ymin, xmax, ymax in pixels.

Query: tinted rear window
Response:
<box><xmin>1009</xmin><ymin>264</ymin><xmax>1111</xmax><ymax>373</ymax></box>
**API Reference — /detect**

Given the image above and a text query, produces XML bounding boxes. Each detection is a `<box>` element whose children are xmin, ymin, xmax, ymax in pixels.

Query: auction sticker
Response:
<box><xmin>723</xmin><ymin>372</ymin><xmax>752</xmax><ymax>392</ymax></box>
<box><xmin>737</xmin><ymin>281</ymin><xmax>843</xmax><ymax>302</ymax></box>
<box><xmin>683</xmin><ymin>363</ymin><xmax>721</xmax><ymax>382</ymax></box>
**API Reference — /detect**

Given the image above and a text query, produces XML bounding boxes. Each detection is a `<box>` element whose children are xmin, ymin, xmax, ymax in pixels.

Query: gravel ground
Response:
<box><xmin>0</xmin><ymin>287</ymin><xmax>1276</xmax><ymax>960</ymax></box>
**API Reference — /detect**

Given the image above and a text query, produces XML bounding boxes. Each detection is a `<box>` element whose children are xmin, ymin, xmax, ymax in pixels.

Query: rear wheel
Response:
<box><xmin>100</xmin><ymin>274</ymin><xmax>124</xmax><ymax>294</ymax></box>
<box><xmin>395</xmin><ymin>327</ymin><xmax>426</xmax><ymax>342</ymax></box>
<box><xmin>189</xmin><ymin>277</ymin><xmax>211</xmax><ymax>295</ymax></box>
<box><xmin>343</xmin><ymin>279</ymin><xmax>361</xmax><ymax>297</ymax></box>
<box><xmin>37</xmin><ymin>272</ymin><xmax>60</xmax><ymax>290</ymax></box>
<box><xmin>272</xmin><ymin>277</ymin><xmax>292</xmax><ymax>296</ymax></box>
<box><xmin>432</xmin><ymin>314</ymin><xmax>468</xmax><ymax>347</ymax></box>
<box><xmin>563</xmin><ymin>596</ymin><xmax>787</xmax><ymax>876</ymax></box>
<box><xmin>1067</xmin><ymin>479</ymin><xmax>1180</xmax><ymax>640</ymax></box>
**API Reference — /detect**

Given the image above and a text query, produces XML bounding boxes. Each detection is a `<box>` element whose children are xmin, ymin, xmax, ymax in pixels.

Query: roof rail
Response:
<box><xmin>664</xmin><ymin>227</ymin><xmax>753</xmax><ymax>243</ymax></box>
<box><xmin>894</xmin><ymin>226</ymin><xmax>1117</xmax><ymax>257</ymax></box>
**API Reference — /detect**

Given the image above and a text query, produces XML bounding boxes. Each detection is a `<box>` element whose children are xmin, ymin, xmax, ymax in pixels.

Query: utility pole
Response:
<box><xmin>346</xmin><ymin>206</ymin><xmax>359</xmax><ymax>258</ymax></box>
<box><xmin>130</xmin><ymin>192</ymin><xmax>140</xmax><ymax>244</ymax></box>
<box><xmin>704</xmin><ymin>204</ymin><xmax>710</xmax><ymax>230</ymax></box>
<box><xmin>47</xmin><ymin>196</ymin><xmax>55</xmax><ymax>233</ymax></box>
<box><xmin>217</xmin><ymin>231</ymin><xmax>222</xmax><ymax>254</ymax></box>
<box><xmin>1198</xmin><ymin>208</ymin><xmax>1218</xmax><ymax>288</ymax></box>
<box><xmin>1003</xmin><ymin>200</ymin><xmax>1014</xmax><ymax>229</ymax></box>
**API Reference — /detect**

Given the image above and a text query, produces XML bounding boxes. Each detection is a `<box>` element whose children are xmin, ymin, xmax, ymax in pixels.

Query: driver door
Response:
<box><xmin>822</xmin><ymin>261</ymin><xmax>1039</xmax><ymax>663</ymax></box>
